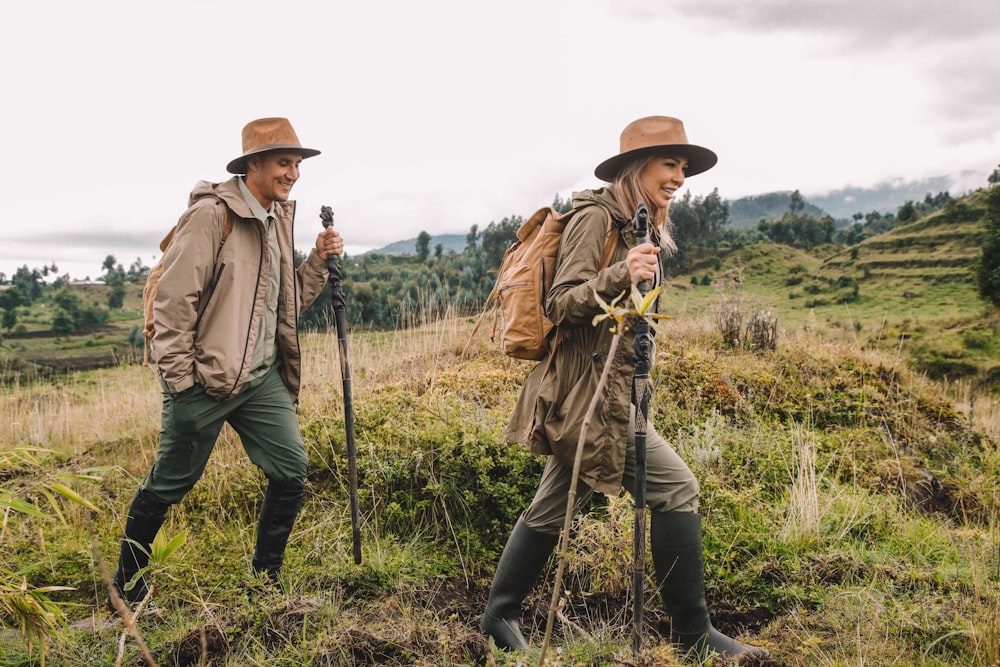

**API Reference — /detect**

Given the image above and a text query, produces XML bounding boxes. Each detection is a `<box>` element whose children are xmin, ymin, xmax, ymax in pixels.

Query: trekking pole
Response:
<box><xmin>320</xmin><ymin>206</ymin><xmax>362</xmax><ymax>565</ymax></box>
<box><xmin>631</xmin><ymin>201</ymin><xmax>653</xmax><ymax>657</ymax></box>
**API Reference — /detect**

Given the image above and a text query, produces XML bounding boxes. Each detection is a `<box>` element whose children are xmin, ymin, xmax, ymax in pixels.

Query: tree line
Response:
<box><xmin>4</xmin><ymin>179</ymin><xmax>999</xmax><ymax>336</ymax></box>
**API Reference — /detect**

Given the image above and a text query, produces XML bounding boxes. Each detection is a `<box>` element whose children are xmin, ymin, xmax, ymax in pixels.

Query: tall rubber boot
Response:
<box><xmin>480</xmin><ymin>518</ymin><xmax>559</xmax><ymax>650</ymax></box>
<box><xmin>251</xmin><ymin>480</ymin><xmax>305</xmax><ymax>593</ymax></box>
<box><xmin>112</xmin><ymin>488</ymin><xmax>171</xmax><ymax>604</ymax></box>
<box><xmin>650</xmin><ymin>511</ymin><xmax>770</xmax><ymax>663</ymax></box>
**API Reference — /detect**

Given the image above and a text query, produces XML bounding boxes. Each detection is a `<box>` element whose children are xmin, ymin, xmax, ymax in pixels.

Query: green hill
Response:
<box><xmin>365</xmin><ymin>233</ymin><xmax>467</xmax><ymax>256</ymax></box>
<box><xmin>2</xmin><ymin>310</ymin><xmax>998</xmax><ymax>665</ymax></box>
<box><xmin>666</xmin><ymin>189</ymin><xmax>996</xmax><ymax>385</ymax></box>
<box><xmin>729</xmin><ymin>192</ymin><xmax>828</xmax><ymax>228</ymax></box>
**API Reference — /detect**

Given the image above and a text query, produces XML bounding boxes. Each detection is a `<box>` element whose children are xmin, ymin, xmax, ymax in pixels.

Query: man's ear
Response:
<box><xmin>246</xmin><ymin>156</ymin><xmax>261</xmax><ymax>173</ymax></box>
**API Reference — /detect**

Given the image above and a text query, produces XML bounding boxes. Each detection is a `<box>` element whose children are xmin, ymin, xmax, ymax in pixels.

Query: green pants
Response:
<box><xmin>142</xmin><ymin>365</ymin><xmax>308</xmax><ymax>504</ymax></box>
<box><xmin>522</xmin><ymin>407</ymin><xmax>700</xmax><ymax>535</ymax></box>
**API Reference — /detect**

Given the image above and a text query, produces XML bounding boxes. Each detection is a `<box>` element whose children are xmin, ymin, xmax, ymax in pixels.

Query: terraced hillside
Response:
<box><xmin>665</xmin><ymin>189</ymin><xmax>997</xmax><ymax>386</ymax></box>
<box><xmin>818</xmin><ymin>192</ymin><xmax>993</xmax><ymax>381</ymax></box>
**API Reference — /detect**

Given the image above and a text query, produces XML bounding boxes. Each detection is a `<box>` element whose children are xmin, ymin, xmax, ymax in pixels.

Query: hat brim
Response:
<box><xmin>594</xmin><ymin>144</ymin><xmax>717</xmax><ymax>182</ymax></box>
<box><xmin>226</xmin><ymin>144</ymin><xmax>321</xmax><ymax>174</ymax></box>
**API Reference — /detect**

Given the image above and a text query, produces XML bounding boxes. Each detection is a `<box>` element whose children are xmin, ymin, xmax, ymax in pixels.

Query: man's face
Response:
<box><xmin>244</xmin><ymin>151</ymin><xmax>303</xmax><ymax>208</ymax></box>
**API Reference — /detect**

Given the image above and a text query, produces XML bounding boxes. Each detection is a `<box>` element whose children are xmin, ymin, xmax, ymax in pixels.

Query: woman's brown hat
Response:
<box><xmin>226</xmin><ymin>117</ymin><xmax>321</xmax><ymax>174</ymax></box>
<box><xmin>594</xmin><ymin>116</ymin><xmax>717</xmax><ymax>182</ymax></box>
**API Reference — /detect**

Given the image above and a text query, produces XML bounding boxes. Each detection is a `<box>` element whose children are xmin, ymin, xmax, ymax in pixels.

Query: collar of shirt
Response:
<box><xmin>237</xmin><ymin>176</ymin><xmax>275</xmax><ymax>224</ymax></box>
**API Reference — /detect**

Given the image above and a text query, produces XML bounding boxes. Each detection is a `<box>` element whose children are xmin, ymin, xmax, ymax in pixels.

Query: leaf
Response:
<box><xmin>62</xmin><ymin>466</ymin><xmax>114</xmax><ymax>482</ymax></box>
<box><xmin>0</xmin><ymin>497</ymin><xmax>44</xmax><ymax>518</ymax></box>
<box><xmin>151</xmin><ymin>530</ymin><xmax>186</xmax><ymax>563</ymax></box>
<box><xmin>593</xmin><ymin>290</ymin><xmax>612</xmax><ymax>313</ymax></box>
<box><xmin>37</xmin><ymin>488</ymin><xmax>68</xmax><ymax>527</ymax></box>
<box><xmin>32</xmin><ymin>586</ymin><xmax>76</xmax><ymax>593</ymax></box>
<box><xmin>47</xmin><ymin>481</ymin><xmax>100</xmax><ymax>512</ymax></box>
<box><xmin>630</xmin><ymin>285</ymin><xmax>662</xmax><ymax>314</ymax></box>
<box><xmin>638</xmin><ymin>286</ymin><xmax>662</xmax><ymax>314</ymax></box>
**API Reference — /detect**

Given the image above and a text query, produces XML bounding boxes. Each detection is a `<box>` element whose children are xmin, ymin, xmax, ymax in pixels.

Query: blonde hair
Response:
<box><xmin>609</xmin><ymin>154</ymin><xmax>678</xmax><ymax>253</ymax></box>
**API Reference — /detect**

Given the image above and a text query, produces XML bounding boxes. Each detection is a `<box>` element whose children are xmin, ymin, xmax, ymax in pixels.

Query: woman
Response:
<box><xmin>481</xmin><ymin>116</ymin><xmax>769</xmax><ymax>663</ymax></box>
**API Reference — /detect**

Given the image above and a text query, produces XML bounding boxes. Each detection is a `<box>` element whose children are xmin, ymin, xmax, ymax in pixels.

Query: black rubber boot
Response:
<box><xmin>650</xmin><ymin>511</ymin><xmax>770</xmax><ymax>664</ymax></box>
<box><xmin>112</xmin><ymin>488</ymin><xmax>171</xmax><ymax>604</ymax></box>
<box><xmin>480</xmin><ymin>518</ymin><xmax>559</xmax><ymax>651</ymax></box>
<box><xmin>251</xmin><ymin>480</ymin><xmax>305</xmax><ymax>593</ymax></box>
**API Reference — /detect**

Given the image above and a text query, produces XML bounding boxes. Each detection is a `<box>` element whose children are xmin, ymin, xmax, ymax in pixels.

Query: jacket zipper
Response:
<box><xmin>290</xmin><ymin>201</ymin><xmax>301</xmax><ymax>404</ymax></box>
<box><xmin>225</xmin><ymin>222</ymin><xmax>264</xmax><ymax>401</ymax></box>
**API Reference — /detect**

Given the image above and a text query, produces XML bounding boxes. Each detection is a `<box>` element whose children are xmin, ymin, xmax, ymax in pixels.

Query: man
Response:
<box><xmin>111</xmin><ymin>117</ymin><xmax>343</xmax><ymax>608</ymax></box>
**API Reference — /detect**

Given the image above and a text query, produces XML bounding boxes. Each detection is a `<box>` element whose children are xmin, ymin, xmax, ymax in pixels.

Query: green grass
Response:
<box><xmin>2</xmin><ymin>189</ymin><xmax>999</xmax><ymax>665</ymax></box>
<box><xmin>1</xmin><ymin>306</ymin><xmax>999</xmax><ymax>666</ymax></box>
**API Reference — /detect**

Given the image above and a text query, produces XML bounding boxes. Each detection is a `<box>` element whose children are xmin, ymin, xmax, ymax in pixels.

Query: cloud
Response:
<box><xmin>669</xmin><ymin>0</ymin><xmax>1000</xmax><ymax>45</ymax></box>
<box><xmin>2</xmin><ymin>0</ymin><xmax>998</xmax><ymax>280</ymax></box>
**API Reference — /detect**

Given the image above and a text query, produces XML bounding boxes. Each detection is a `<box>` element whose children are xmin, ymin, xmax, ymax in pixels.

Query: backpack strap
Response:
<box><xmin>142</xmin><ymin>201</ymin><xmax>235</xmax><ymax>366</ymax></box>
<box><xmin>548</xmin><ymin>202</ymin><xmax>620</xmax><ymax>354</ymax></box>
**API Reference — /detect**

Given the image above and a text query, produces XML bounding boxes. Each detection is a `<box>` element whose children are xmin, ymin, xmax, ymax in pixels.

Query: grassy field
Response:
<box><xmin>666</xmin><ymin>190</ymin><xmax>996</xmax><ymax>387</ymax></box>
<box><xmin>2</xmin><ymin>189</ymin><xmax>998</xmax><ymax>665</ymax></box>
<box><xmin>0</xmin><ymin>283</ymin><xmax>146</xmax><ymax>382</ymax></box>
<box><xmin>1</xmin><ymin>300</ymin><xmax>999</xmax><ymax>666</ymax></box>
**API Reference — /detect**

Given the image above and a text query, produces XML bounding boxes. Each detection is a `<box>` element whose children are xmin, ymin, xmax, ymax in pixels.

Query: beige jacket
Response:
<box><xmin>152</xmin><ymin>177</ymin><xmax>328</xmax><ymax>401</ymax></box>
<box><xmin>505</xmin><ymin>187</ymin><xmax>663</xmax><ymax>495</ymax></box>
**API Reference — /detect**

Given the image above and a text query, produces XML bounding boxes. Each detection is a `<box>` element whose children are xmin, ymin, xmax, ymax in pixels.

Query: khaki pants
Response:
<box><xmin>141</xmin><ymin>364</ymin><xmax>308</xmax><ymax>504</ymax></box>
<box><xmin>522</xmin><ymin>408</ymin><xmax>699</xmax><ymax>535</ymax></box>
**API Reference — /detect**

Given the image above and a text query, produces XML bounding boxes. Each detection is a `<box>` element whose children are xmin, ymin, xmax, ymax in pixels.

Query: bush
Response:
<box><xmin>745</xmin><ymin>310</ymin><xmax>779</xmax><ymax>352</ymax></box>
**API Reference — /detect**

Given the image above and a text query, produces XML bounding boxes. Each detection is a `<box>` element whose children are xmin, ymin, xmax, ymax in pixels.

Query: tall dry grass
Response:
<box><xmin>2</xmin><ymin>303</ymin><xmax>1000</xmax><ymax>666</ymax></box>
<box><xmin>2</xmin><ymin>364</ymin><xmax>159</xmax><ymax>454</ymax></box>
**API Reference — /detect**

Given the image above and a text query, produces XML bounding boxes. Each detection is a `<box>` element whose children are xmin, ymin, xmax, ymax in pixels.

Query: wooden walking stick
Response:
<box><xmin>631</xmin><ymin>201</ymin><xmax>653</xmax><ymax>656</ymax></box>
<box><xmin>320</xmin><ymin>205</ymin><xmax>362</xmax><ymax>565</ymax></box>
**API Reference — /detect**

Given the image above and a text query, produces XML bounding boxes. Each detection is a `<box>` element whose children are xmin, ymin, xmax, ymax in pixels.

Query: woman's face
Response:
<box><xmin>639</xmin><ymin>154</ymin><xmax>688</xmax><ymax>209</ymax></box>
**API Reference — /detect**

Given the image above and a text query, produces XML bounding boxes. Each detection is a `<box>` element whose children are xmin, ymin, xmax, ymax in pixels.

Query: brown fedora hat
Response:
<box><xmin>594</xmin><ymin>116</ymin><xmax>717</xmax><ymax>182</ymax></box>
<box><xmin>226</xmin><ymin>117</ymin><xmax>321</xmax><ymax>174</ymax></box>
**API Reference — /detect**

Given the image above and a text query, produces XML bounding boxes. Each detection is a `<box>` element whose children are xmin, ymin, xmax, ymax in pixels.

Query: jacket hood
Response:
<box><xmin>571</xmin><ymin>187</ymin><xmax>627</xmax><ymax>223</ymax></box>
<box><xmin>187</xmin><ymin>177</ymin><xmax>289</xmax><ymax>221</ymax></box>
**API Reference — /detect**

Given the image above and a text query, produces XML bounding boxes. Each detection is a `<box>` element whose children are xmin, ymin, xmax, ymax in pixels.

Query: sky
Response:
<box><xmin>2</xmin><ymin>0</ymin><xmax>998</xmax><ymax>281</ymax></box>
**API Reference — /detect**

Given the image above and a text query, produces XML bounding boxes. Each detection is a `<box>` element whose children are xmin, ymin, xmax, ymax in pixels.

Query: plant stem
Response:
<box><xmin>538</xmin><ymin>333</ymin><xmax>622</xmax><ymax>666</ymax></box>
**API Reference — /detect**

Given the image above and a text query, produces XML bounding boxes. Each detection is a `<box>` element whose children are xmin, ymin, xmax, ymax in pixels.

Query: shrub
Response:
<box><xmin>745</xmin><ymin>310</ymin><xmax>779</xmax><ymax>352</ymax></box>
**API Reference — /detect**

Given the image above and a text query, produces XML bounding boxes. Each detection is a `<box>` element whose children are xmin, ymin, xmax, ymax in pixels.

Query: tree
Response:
<box><xmin>465</xmin><ymin>224</ymin><xmax>479</xmax><ymax>252</ymax></box>
<box><xmin>51</xmin><ymin>308</ymin><xmax>76</xmax><ymax>334</ymax></box>
<box><xmin>11</xmin><ymin>266</ymin><xmax>42</xmax><ymax>304</ymax></box>
<box><xmin>0</xmin><ymin>286</ymin><xmax>22</xmax><ymax>331</ymax></box>
<box><xmin>988</xmin><ymin>164</ymin><xmax>1000</xmax><ymax>187</ymax></box>
<box><xmin>480</xmin><ymin>215</ymin><xmax>521</xmax><ymax>270</ymax></box>
<box><xmin>415</xmin><ymin>231</ymin><xmax>432</xmax><ymax>261</ymax></box>
<box><xmin>108</xmin><ymin>283</ymin><xmax>126</xmax><ymax>310</ymax></box>
<box><xmin>101</xmin><ymin>255</ymin><xmax>117</xmax><ymax>274</ymax></box>
<box><xmin>49</xmin><ymin>288</ymin><xmax>109</xmax><ymax>333</ymax></box>
<box><xmin>127</xmin><ymin>257</ymin><xmax>149</xmax><ymax>282</ymax></box>
<box><xmin>102</xmin><ymin>262</ymin><xmax>127</xmax><ymax>309</ymax></box>
<box><xmin>667</xmin><ymin>188</ymin><xmax>731</xmax><ymax>270</ymax></box>
<box><xmin>976</xmin><ymin>185</ymin><xmax>1000</xmax><ymax>307</ymax></box>
<box><xmin>897</xmin><ymin>201</ymin><xmax>918</xmax><ymax>224</ymax></box>
<box><xmin>789</xmin><ymin>190</ymin><xmax>805</xmax><ymax>215</ymax></box>
<box><xmin>552</xmin><ymin>193</ymin><xmax>573</xmax><ymax>213</ymax></box>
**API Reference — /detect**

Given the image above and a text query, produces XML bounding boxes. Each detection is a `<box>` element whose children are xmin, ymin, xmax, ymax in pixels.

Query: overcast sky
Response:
<box><xmin>2</xmin><ymin>0</ymin><xmax>998</xmax><ymax>280</ymax></box>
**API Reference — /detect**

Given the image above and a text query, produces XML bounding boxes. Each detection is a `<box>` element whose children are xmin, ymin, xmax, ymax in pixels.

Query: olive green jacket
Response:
<box><xmin>152</xmin><ymin>177</ymin><xmax>328</xmax><ymax>401</ymax></box>
<box><xmin>505</xmin><ymin>187</ymin><xmax>663</xmax><ymax>495</ymax></box>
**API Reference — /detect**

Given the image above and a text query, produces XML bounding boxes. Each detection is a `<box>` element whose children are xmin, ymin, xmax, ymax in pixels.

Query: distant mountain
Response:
<box><xmin>364</xmin><ymin>234</ymin><xmax>467</xmax><ymax>256</ymax></box>
<box><xmin>366</xmin><ymin>177</ymin><xmax>960</xmax><ymax>253</ymax></box>
<box><xmin>727</xmin><ymin>176</ymin><xmax>955</xmax><ymax>229</ymax></box>
<box><xmin>728</xmin><ymin>192</ymin><xmax>828</xmax><ymax>229</ymax></box>
<box><xmin>805</xmin><ymin>176</ymin><xmax>952</xmax><ymax>220</ymax></box>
